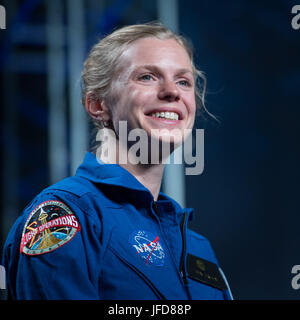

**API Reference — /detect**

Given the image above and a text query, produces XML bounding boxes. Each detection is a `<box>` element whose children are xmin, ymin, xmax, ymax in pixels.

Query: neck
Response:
<box><xmin>97</xmin><ymin>131</ymin><xmax>166</xmax><ymax>200</ymax></box>
<box><xmin>119</xmin><ymin>161</ymin><xmax>164</xmax><ymax>201</ymax></box>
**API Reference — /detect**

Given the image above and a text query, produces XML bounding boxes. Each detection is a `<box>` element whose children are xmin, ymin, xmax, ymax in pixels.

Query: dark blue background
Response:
<box><xmin>183</xmin><ymin>0</ymin><xmax>300</xmax><ymax>299</ymax></box>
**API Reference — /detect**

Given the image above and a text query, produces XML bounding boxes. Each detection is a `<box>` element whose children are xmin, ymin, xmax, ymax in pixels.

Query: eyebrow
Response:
<box><xmin>133</xmin><ymin>64</ymin><xmax>193</xmax><ymax>77</ymax></box>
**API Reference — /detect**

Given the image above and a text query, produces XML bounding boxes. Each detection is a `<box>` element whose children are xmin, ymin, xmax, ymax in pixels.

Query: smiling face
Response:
<box><xmin>106</xmin><ymin>37</ymin><xmax>196</xmax><ymax>148</ymax></box>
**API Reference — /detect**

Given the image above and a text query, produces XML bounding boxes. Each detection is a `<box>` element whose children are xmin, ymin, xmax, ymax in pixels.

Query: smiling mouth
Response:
<box><xmin>150</xmin><ymin>111</ymin><xmax>179</xmax><ymax>120</ymax></box>
<box><xmin>146</xmin><ymin>110</ymin><xmax>182</xmax><ymax>122</ymax></box>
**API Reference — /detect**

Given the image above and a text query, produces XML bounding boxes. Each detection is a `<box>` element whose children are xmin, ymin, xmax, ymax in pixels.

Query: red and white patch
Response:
<box><xmin>20</xmin><ymin>200</ymin><xmax>81</xmax><ymax>255</ymax></box>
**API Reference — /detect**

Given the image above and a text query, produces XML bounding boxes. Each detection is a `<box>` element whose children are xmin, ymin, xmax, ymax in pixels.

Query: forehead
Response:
<box><xmin>118</xmin><ymin>37</ymin><xmax>193</xmax><ymax>72</ymax></box>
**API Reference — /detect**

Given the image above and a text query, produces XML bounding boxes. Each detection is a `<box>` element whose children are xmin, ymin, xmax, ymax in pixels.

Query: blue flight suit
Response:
<box><xmin>2</xmin><ymin>152</ymin><xmax>233</xmax><ymax>300</ymax></box>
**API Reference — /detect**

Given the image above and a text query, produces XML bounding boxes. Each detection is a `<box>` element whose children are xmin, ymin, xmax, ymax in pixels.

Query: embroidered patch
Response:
<box><xmin>129</xmin><ymin>230</ymin><xmax>165</xmax><ymax>266</ymax></box>
<box><xmin>20</xmin><ymin>200</ymin><xmax>81</xmax><ymax>255</ymax></box>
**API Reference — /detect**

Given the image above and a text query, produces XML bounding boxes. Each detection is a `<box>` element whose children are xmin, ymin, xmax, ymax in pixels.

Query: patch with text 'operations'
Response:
<box><xmin>186</xmin><ymin>253</ymin><xmax>227</xmax><ymax>290</ymax></box>
<box><xmin>20</xmin><ymin>200</ymin><xmax>81</xmax><ymax>255</ymax></box>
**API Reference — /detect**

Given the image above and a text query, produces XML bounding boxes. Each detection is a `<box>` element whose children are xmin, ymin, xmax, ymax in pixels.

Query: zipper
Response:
<box><xmin>180</xmin><ymin>212</ymin><xmax>188</xmax><ymax>284</ymax></box>
<box><xmin>152</xmin><ymin>201</ymin><xmax>189</xmax><ymax>288</ymax></box>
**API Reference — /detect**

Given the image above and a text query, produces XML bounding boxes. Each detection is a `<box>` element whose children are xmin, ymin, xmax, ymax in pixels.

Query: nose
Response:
<box><xmin>157</xmin><ymin>79</ymin><xmax>180</xmax><ymax>102</ymax></box>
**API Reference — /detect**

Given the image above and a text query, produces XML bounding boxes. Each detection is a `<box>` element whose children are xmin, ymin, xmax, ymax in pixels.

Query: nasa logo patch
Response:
<box><xmin>129</xmin><ymin>230</ymin><xmax>165</xmax><ymax>266</ymax></box>
<box><xmin>20</xmin><ymin>200</ymin><xmax>81</xmax><ymax>255</ymax></box>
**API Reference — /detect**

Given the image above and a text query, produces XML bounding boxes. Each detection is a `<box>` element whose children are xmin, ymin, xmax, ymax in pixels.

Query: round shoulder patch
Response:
<box><xmin>20</xmin><ymin>200</ymin><xmax>81</xmax><ymax>255</ymax></box>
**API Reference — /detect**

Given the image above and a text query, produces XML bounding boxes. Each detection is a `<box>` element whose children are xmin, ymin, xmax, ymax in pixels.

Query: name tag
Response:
<box><xmin>186</xmin><ymin>253</ymin><xmax>227</xmax><ymax>291</ymax></box>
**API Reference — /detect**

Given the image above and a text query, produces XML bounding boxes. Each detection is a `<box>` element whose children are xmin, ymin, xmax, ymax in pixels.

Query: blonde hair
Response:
<box><xmin>81</xmin><ymin>22</ymin><xmax>208</xmax><ymax>130</ymax></box>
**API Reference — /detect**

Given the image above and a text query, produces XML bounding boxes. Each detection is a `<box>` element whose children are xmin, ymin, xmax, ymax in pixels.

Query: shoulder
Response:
<box><xmin>43</xmin><ymin>175</ymin><xmax>94</xmax><ymax>198</ymax></box>
<box><xmin>186</xmin><ymin>228</ymin><xmax>219</xmax><ymax>265</ymax></box>
<box><xmin>16</xmin><ymin>177</ymin><xmax>97</xmax><ymax>228</ymax></box>
<box><xmin>1</xmin><ymin>178</ymin><xmax>106</xmax><ymax>299</ymax></box>
<box><xmin>187</xmin><ymin>228</ymin><xmax>208</xmax><ymax>242</ymax></box>
<box><xmin>3</xmin><ymin>176</ymin><xmax>104</xmax><ymax>258</ymax></box>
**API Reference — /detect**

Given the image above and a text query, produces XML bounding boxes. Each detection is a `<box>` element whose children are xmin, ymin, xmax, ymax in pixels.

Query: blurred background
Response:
<box><xmin>1</xmin><ymin>0</ymin><xmax>300</xmax><ymax>299</ymax></box>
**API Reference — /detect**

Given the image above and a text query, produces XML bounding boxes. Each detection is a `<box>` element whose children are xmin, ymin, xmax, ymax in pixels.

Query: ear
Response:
<box><xmin>85</xmin><ymin>93</ymin><xmax>111</xmax><ymax>122</ymax></box>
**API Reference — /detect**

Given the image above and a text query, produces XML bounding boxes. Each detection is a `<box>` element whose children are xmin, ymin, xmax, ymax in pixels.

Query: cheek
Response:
<box><xmin>129</xmin><ymin>86</ymin><xmax>155</xmax><ymax>105</ymax></box>
<box><xmin>109</xmin><ymin>80</ymin><xmax>158</xmax><ymax>124</ymax></box>
<box><xmin>183</xmin><ymin>94</ymin><xmax>197</xmax><ymax>130</ymax></box>
<box><xmin>126</xmin><ymin>88</ymin><xmax>145</xmax><ymax>108</ymax></box>
<box><xmin>110</xmin><ymin>88</ymin><xmax>146</xmax><ymax>124</ymax></box>
<box><xmin>120</xmin><ymin>87</ymin><xmax>154</xmax><ymax>116</ymax></box>
<box><xmin>185</xmin><ymin>93</ymin><xmax>197</xmax><ymax>115</ymax></box>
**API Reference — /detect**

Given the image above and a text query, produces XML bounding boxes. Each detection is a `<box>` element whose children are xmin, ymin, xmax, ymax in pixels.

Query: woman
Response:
<box><xmin>2</xmin><ymin>22</ymin><xmax>232</xmax><ymax>300</ymax></box>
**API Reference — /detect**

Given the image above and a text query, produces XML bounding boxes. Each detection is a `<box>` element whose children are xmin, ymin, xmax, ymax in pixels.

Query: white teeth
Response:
<box><xmin>150</xmin><ymin>111</ymin><xmax>179</xmax><ymax>120</ymax></box>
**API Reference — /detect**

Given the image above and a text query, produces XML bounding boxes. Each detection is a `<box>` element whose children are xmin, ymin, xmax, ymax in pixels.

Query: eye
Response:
<box><xmin>139</xmin><ymin>74</ymin><xmax>154</xmax><ymax>81</ymax></box>
<box><xmin>178</xmin><ymin>79</ymin><xmax>191</xmax><ymax>87</ymax></box>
